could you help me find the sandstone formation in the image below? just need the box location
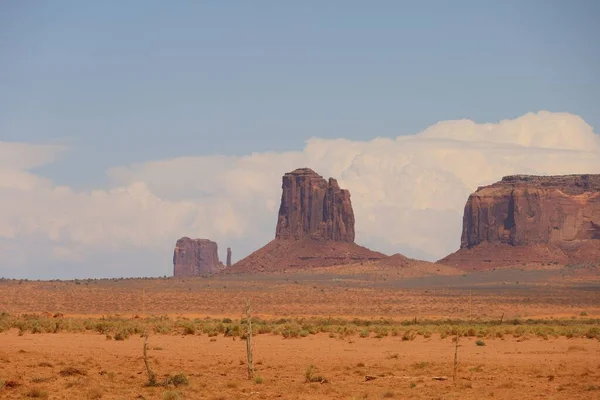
[439,174,600,269]
[233,168,386,272]
[276,168,355,242]
[173,237,225,277]
[226,247,232,268]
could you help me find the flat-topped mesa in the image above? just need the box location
[275,168,355,242]
[173,237,225,277]
[438,174,600,269]
[462,174,600,249]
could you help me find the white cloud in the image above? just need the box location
[1,111,599,278]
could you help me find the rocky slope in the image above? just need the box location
[173,237,225,277]
[439,174,600,269]
[233,168,386,272]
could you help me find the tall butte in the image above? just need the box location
[232,168,386,272]
[438,174,600,269]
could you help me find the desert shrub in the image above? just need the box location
[359,328,370,338]
[585,327,599,339]
[182,325,196,335]
[373,326,389,338]
[253,375,263,384]
[281,323,302,338]
[402,330,417,341]
[153,323,173,335]
[222,318,233,323]
[114,330,129,341]
[475,340,486,346]
[165,373,188,387]
[305,364,327,383]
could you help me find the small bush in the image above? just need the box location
[402,330,417,341]
[165,373,188,387]
[253,375,263,384]
[183,325,195,335]
[305,364,327,383]
[475,340,486,346]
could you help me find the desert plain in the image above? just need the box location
[1,262,599,400]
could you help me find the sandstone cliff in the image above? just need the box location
[173,237,225,277]
[233,168,386,272]
[439,174,600,268]
[275,168,355,242]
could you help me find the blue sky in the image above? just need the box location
[2,1,598,187]
[1,1,599,278]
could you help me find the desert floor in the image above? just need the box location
[0,265,599,399]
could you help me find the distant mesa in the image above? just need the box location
[438,174,600,269]
[173,237,226,277]
[232,168,387,272]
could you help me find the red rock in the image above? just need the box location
[173,237,224,277]
[439,174,600,269]
[275,168,355,242]
[233,168,385,272]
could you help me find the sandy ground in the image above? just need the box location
[1,330,599,400]
[1,268,599,319]
[1,267,599,399]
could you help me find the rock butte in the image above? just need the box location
[439,174,600,269]
[173,237,225,277]
[232,168,388,272]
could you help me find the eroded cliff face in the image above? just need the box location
[232,168,386,272]
[461,175,600,248]
[275,168,355,242]
[173,237,224,277]
[440,174,600,269]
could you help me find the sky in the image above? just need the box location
[1,1,599,279]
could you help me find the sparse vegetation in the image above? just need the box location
[475,340,486,346]
[0,312,597,340]
[253,375,263,384]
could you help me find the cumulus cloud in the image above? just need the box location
[1,111,599,279]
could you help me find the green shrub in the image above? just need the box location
[475,340,485,346]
